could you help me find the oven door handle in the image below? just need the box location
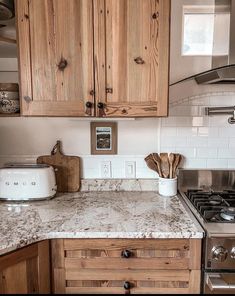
[207,274,235,291]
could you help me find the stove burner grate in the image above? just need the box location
[186,189,235,223]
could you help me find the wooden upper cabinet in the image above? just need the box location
[16,0,170,117]
[16,0,94,116]
[94,0,170,117]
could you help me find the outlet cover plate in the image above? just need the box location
[101,161,112,178]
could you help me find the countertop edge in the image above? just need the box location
[0,231,203,257]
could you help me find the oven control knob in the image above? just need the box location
[212,246,228,262]
[230,247,235,259]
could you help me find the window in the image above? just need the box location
[182,6,230,56]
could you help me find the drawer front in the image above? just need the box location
[63,239,198,270]
[65,270,200,294]
[51,239,201,294]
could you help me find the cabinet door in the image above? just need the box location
[0,241,50,294]
[94,0,170,117]
[16,0,94,116]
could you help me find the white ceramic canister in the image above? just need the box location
[158,177,178,197]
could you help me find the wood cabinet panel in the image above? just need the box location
[94,0,170,117]
[0,241,50,294]
[17,0,94,116]
[51,238,201,294]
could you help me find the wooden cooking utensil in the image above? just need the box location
[160,153,170,179]
[144,155,159,175]
[168,153,175,179]
[172,153,181,178]
[37,140,81,193]
[152,153,163,178]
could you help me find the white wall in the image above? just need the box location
[0,92,234,178]
[0,118,160,178]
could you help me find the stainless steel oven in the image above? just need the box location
[178,169,235,294]
[205,273,235,294]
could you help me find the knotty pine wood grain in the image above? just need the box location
[16,0,94,116]
[52,239,201,294]
[95,0,170,117]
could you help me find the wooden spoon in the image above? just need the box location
[168,153,175,179]
[144,155,159,175]
[160,153,170,179]
[152,153,163,178]
[172,154,181,178]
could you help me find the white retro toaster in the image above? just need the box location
[0,164,57,201]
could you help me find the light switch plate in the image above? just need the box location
[125,161,136,178]
[101,161,112,178]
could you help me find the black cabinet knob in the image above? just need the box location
[97,102,104,109]
[121,250,132,258]
[86,101,92,108]
[123,281,131,290]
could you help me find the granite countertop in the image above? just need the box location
[0,191,204,256]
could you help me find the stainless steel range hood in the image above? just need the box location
[195,0,235,84]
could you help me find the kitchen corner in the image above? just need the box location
[1,0,235,294]
[0,184,204,256]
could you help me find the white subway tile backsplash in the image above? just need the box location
[177,127,197,137]
[209,116,230,127]
[208,138,229,148]
[197,148,218,158]
[192,117,209,127]
[184,158,207,168]
[187,137,208,147]
[218,126,235,137]
[160,136,187,147]
[229,138,235,148]
[174,148,197,158]
[209,95,235,106]
[198,127,219,137]
[228,159,235,168]
[190,96,210,106]
[169,106,199,117]
[207,159,228,169]
[160,127,177,136]
[218,149,235,159]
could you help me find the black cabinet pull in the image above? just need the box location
[85,101,93,116]
[121,250,132,258]
[97,102,106,117]
[124,281,131,290]
[97,102,104,109]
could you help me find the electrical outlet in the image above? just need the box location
[125,161,136,178]
[101,161,112,178]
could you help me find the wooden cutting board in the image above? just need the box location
[37,141,80,193]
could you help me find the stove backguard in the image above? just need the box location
[178,169,235,193]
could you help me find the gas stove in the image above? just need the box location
[186,189,235,223]
[178,169,235,294]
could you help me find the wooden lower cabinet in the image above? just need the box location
[0,241,50,294]
[51,239,202,294]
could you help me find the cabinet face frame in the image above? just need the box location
[16,0,95,117]
[93,0,170,118]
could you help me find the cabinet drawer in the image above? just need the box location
[63,238,197,270]
[65,270,200,294]
[51,239,201,294]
